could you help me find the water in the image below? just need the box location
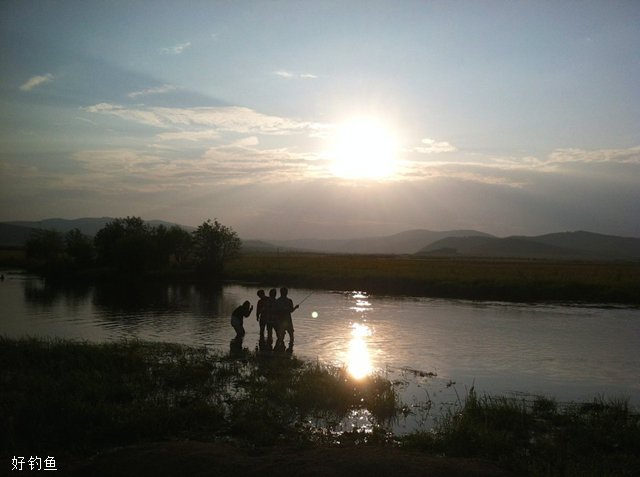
[2,270,639,427]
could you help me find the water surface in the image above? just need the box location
[2,271,639,422]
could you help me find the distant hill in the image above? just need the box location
[519,231,640,260]
[3,218,639,261]
[417,231,640,260]
[269,229,494,255]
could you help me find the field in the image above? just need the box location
[226,253,640,304]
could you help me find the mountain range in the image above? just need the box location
[1,218,639,261]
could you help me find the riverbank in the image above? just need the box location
[226,253,640,305]
[1,337,639,476]
[3,249,639,304]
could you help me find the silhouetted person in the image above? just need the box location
[275,287,298,350]
[265,288,278,343]
[230,300,253,339]
[256,289,272,342]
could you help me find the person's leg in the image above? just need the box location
[266,322,273,342]
[232,320,245,338]
[286,319,294,346]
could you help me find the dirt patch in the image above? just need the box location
[66,441,513,477]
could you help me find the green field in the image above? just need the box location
[226,253,640,304]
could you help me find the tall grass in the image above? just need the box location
[0,337,399,454]
[401,388,640,476]
[226,254,640,304]
[3,337,639,475]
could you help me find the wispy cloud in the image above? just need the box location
[20,73,54,91]
[273,70,317,79]
[413,138,457,154]
[156,129,220,142]
[84,103,322,135]
[547,147,640,165]
[128,84,178,99]
[161,42,191,55]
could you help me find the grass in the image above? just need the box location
[225,253,640,304]
[0,247,26,267]
[2,337,639,475]
[0,337,398,455]
[401,388,640,476]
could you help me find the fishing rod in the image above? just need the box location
[296,291,315,307]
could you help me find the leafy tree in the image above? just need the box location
[94,217,154,272]
[65,228,95,267]
[155,225,193,266]
[192,219,241,276]
[25,229,64,265]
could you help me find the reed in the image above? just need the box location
[226,253,640,304]
[401,388,640,476]
[0,337,398,454]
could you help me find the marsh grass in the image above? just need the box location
[226,254,640,304]
[0,337,399,455]
[3,337,639,475]
[402,388,640,476]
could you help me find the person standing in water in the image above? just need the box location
[256,290,268,341]
[230,300,253,339]
[275,287,298,349]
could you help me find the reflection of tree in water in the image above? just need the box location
[92,281,225,316]
[23,278,91,310]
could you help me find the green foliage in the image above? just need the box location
[25,229,65,265]
[65,228,95,267]
[0,338,399,454]
[402,389,640,476]
[94,216,156,272]
[192,219,241,276]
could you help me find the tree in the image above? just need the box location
[25,229,64,265]
[65,228,95,267]
[94,216,154,272]
[155,225,193,266]
[192,219,241,276]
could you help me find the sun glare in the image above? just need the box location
[347,323,373,380]
[329,117,398,180]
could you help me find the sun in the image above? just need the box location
[328,117,398,180]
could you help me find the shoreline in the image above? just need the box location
[3,252,640,305]
[2,337,639,476]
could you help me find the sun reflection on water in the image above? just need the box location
[347,323,373,379]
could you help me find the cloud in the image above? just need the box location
[273,70,317,79]
[84,103,322,135]
[20,73,54,91]
[128,84,178,99]
[161,42,191,55]
[156,129,220,142]
[413,138,457,154]
[547,146,640,165]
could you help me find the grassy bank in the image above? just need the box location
[404,389,640,476]
[226,253,640,304]
[0,337,396,455]
[1,337,639,476]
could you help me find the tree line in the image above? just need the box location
[25,217,241,277]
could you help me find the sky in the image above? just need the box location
[1,1,639,240]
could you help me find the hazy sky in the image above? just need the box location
[1,1,639,239]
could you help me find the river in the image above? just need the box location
[1,270,639,429]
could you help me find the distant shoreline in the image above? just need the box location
[3,250,639,305]
[225,253,640,305]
